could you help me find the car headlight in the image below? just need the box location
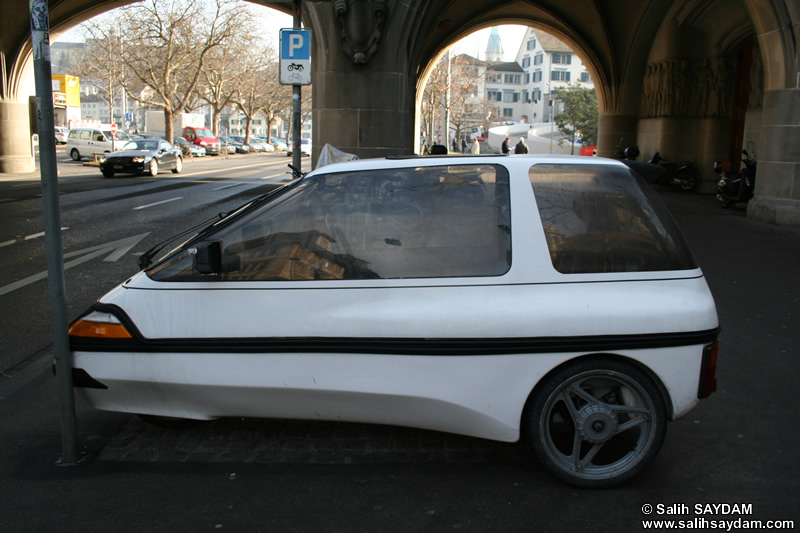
[200,141,208,146]
[98,156,107,164]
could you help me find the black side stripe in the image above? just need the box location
[70,304,720,355]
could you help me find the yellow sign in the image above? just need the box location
[51,74,81,107]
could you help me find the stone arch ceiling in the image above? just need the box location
[2,0,791,122]
[403,0,673,115]
[4,0,773,106]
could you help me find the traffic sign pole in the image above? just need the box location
[292,0,302,171]
[29,0,81,467]
[280,2,311,172]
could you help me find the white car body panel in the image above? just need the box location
[74,344,703,442]
[71,154,719,450]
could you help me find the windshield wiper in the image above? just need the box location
[138,170,304,270]
[137,213,227,270]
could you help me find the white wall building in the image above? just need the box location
[513,28,594,124]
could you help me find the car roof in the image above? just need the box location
[307,154,627,176]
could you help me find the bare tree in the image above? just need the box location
[109,0,249,142]
[234,46,292,144]
[72,29,126,146]
[420,57,447,150]
[196,6,261,137]
[447,54,482,146]
[420,53,484,151]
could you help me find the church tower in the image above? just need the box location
[485,27,504,62]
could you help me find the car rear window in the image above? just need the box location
[529,163,696,274]
[149,164,511,281]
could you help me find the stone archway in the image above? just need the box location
[413,20,608,155]
[2,0,798,224]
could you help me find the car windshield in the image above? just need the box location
[148,164,512,281]
[194,128,215,137]
[122,140,159,151]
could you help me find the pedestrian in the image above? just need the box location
[452,138,458,152]
[501,136,510,154]
[514,137,529,154]
[461,138,467,153]
[470,139,480,154]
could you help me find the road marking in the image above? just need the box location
[133,197,183,210]
[213,183,242,191]
[0,232,150,297]
[0,227,69,248]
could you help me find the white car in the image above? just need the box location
[287,138,312,157]
[66,128,131,160]
[271,137,288,151]
[54,126,69,144]
[69,154,719,488]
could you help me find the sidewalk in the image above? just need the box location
[1,191,798,532]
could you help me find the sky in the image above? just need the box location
[57,7,528,63]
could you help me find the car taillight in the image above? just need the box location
[698,341,718,398]
[69,311,132,339]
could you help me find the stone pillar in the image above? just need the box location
[306,1,415,165]
[747,89,800,225]
[0,101,35,173]
[596,114,639,158]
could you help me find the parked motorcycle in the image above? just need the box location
[713,150,756,208]
[648,152,699,191]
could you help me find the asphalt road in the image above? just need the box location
[0,148,301,371]
[0,157,798,531]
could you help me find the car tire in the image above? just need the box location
[148,159,159,176]
[171,156,182,174]
[137,414,202,429]
[70,148,81,161]
[524,357,667,488]
[102,169,115,178]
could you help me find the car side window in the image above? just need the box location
[79,130,91,140]
[149,164,512,281]
[529,163,697,273]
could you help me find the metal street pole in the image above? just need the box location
[292,0,302,171]
[29,0,80,466]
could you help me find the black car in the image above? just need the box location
[98,139,182,178]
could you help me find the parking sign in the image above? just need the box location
[280,29,312,85]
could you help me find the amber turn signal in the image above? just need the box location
[68,311,132,339]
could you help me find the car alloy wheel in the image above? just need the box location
[149,159,159,176]
[172,156,182,174]
[526,358,667,488]
[70,149,81,161]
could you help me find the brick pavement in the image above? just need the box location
[97,417,531,464]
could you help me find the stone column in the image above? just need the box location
[596,114,639,158]
[0,101,35,173]
[306,1,415,164]
[747,89,800,225]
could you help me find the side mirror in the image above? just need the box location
[192,240,240,274]
[193,240,222,273]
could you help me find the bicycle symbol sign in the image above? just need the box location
[280,29,311,85]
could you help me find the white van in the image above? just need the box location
[66,128,130,161]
